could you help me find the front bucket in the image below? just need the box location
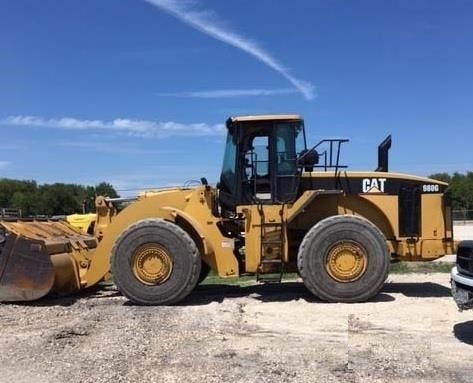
[0,231,55,302]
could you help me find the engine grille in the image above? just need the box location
[457,240,473,277]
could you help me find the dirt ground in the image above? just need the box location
[0,272,472,383]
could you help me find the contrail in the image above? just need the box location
[156,88,299,98]
[144,0,315,100]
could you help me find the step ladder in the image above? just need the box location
[256,205,285,283]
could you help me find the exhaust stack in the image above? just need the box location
[376,135,391,172]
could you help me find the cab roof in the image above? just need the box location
[228,114,302,123]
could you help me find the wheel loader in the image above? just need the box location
[0,114,455,304]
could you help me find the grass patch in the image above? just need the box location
[389,261,453,274]
[102,261,454,289]
[200,271,299,285]
[201,262,454,285]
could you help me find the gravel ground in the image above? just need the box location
[1,273,473,383]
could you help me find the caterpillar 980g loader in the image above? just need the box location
[0,115,455,304]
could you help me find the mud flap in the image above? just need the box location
[0,232,55,302]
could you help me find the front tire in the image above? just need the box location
[297,215,390,302]
[197,261,211,284]
[111,219,201,305]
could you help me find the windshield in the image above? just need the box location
[220,131,237,192]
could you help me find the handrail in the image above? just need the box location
[298,138,349,172]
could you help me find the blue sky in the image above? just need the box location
[1,0,472,196]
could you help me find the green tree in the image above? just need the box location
[0,178,119,216]
[429,172,451,184]
[429,171,473,211]
[38,184,82,216]
[10,191,37,216]
[81,183,119,213]
[95,182,119,199]
[0,179,37,207]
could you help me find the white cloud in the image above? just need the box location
[0,115,225,138]
[0,161,10,169]
[145,0,315,100]
[156,88,299,98]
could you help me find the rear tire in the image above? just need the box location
[297,215,390,302]
[111,219,201,305]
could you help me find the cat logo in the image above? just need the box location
[362,178,387,193]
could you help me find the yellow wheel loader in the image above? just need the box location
[0,115,455,304]
[66,213,97,234]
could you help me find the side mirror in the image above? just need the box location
[298,149,319,172]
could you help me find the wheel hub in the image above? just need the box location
[325,241,367,282]
[132,244,173,285]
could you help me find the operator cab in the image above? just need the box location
[218,115,314,213]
